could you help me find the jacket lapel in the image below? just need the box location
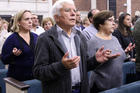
[48,26,67,54]
[74,34,80,56]
[74,33,84,82]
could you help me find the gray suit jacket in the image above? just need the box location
[33,25,100,93]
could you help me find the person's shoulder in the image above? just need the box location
[36,26,45,33]
[113,29,120,33]
[76,30,87,41]
[87,35,97,44]
[112,35,123,46]
[6,32,16,39]
[83,24,92,31]
[91,34,96,39]
[37,26,44,30]
[38,31,47,37]
[3,32,17,43]
[38,28,53,39]
[112,35,117,39]
[30,32,38,38]
[112,35,120,42]
[112,29,121,36]
[90,35,98,41]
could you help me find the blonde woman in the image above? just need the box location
[1,10,38,81]
[42,17,54,31]
[82,17,90,29]
[0,20,11,55]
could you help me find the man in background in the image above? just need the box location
[82,9,100,41]
[31,14,45,35]
[73,10,84,31]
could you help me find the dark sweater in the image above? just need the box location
[1,32,38,81]
[113,29,135,58]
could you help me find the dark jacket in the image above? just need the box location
[133,18,140,72]
[33,25,99,93]
[113,29,134,50]
[113,29,135,59]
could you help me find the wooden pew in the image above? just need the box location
[4,77,30,93]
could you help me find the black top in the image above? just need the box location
[112,29,135,58]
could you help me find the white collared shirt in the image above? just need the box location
[31,26,45,35]
[56,25,81,86]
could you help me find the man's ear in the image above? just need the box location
[54,15,59,22]
[89,17,92,23]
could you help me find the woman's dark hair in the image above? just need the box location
[93,10,114,30]
[88,9,94,19]
[118,13,132,36]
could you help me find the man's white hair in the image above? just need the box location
[51,0,75,17]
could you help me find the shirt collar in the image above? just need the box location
[56,25,77,35]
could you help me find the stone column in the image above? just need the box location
[127,0,131,14]
[91,0,96,9]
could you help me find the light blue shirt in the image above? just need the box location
[73,25,82,32]
[56,25,81,86]
[82,24,98,41]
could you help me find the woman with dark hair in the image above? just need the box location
[112,13,135,62]
[88,10,134,93]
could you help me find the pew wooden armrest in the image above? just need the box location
[4,77,30,93]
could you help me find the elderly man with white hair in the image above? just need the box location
[33,0,120,93]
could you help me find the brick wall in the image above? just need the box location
[52,0,91,11]
[116,0,127,18]
[52,0,140,18]
[74,0,91,11]
[97,0,107,11]
[131,0,140,17]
